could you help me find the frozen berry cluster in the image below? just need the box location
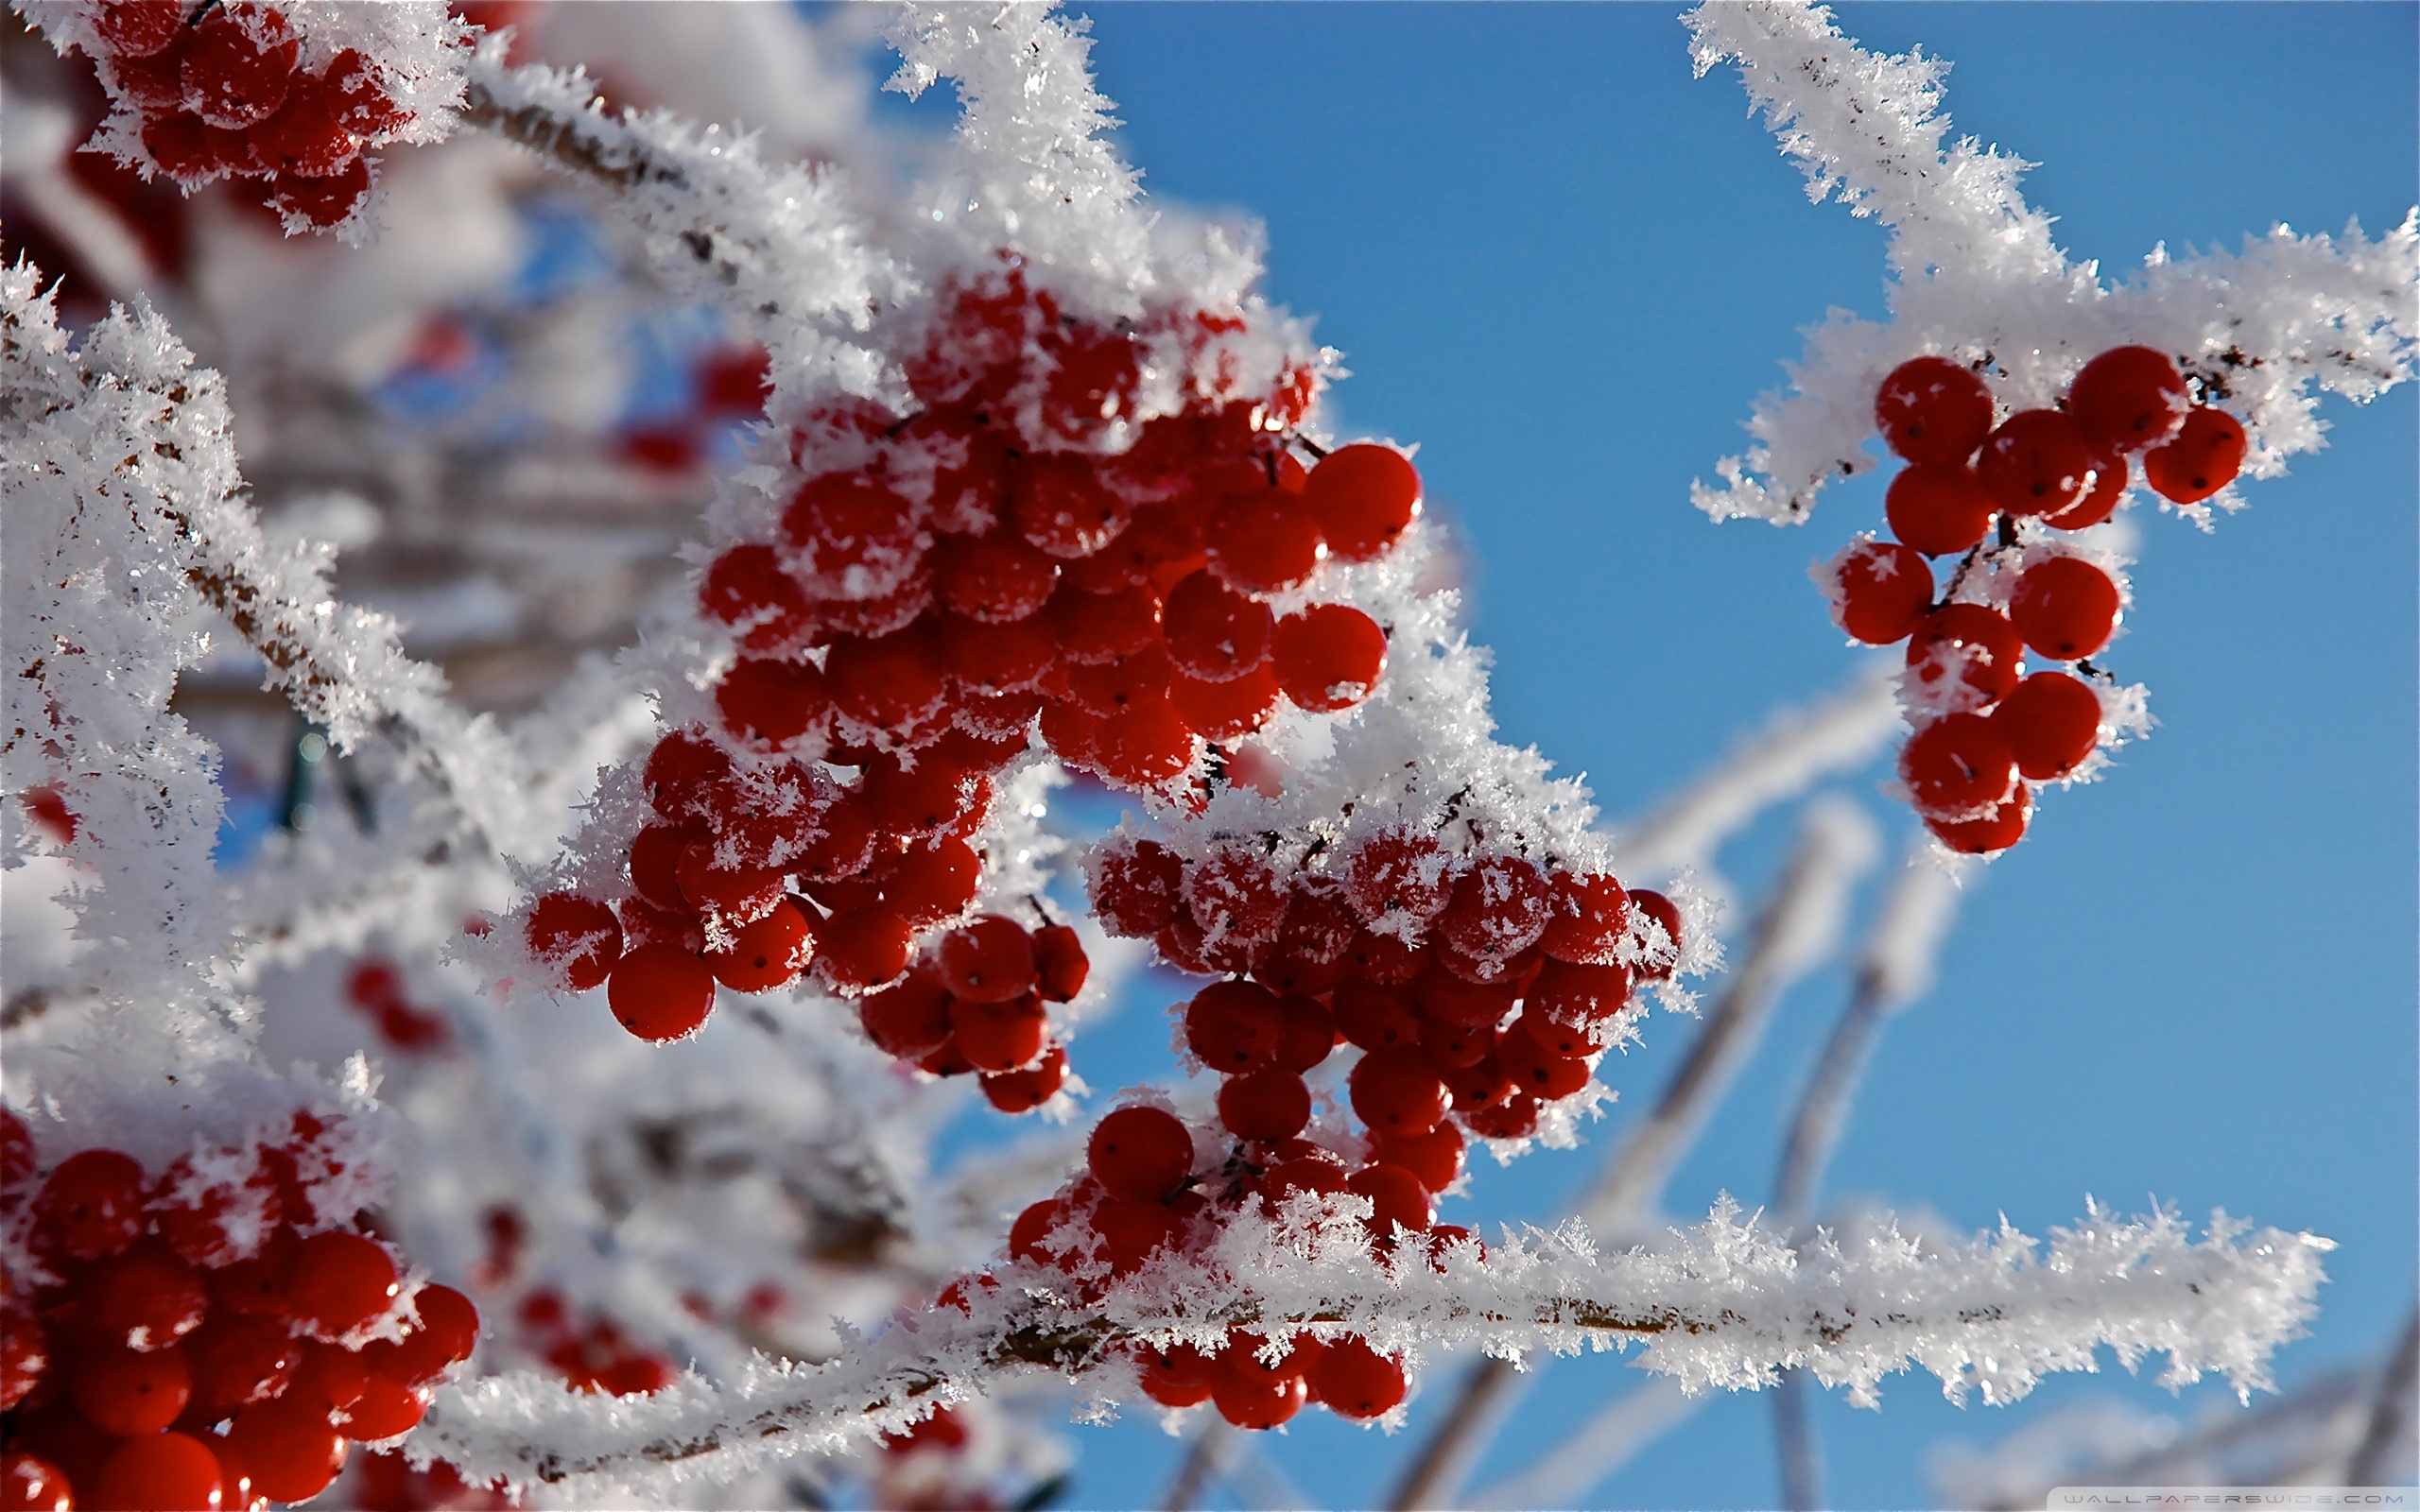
[519,266,1413,1057]
[1824,347,2246,852]
[510,1291,669,1400]
[1091,831,1680,1147]
[856,914,1091,1114]
[1,1109,477,1510]
[50,0,449,234]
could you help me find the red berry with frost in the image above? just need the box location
[1538,872,1632,966]
[814,907,914,995]
[1900,712,2018,820]
[1979,409,2097,517]
[1162,570,1274,682]
[1876,357,1994,465]
[341,1373,432,1440]
[675,841,784,927]
[1184,847,1288,944]
[1437,853,1551,965]
[1531,957,1634,1024]
[1272,604,1386,712]
[704,900,814,992]
[2009,557,2120,661]
[2070,346,2187,454]
[1885,463,1994,557]
[250,80,358,179]
[1906,603,2025,711]
[1928,783,2032,855]
[1371,1123,1465,1194]
[1009,1199,1066,1268]
[701,544,814,651]
[1051,581,1162,665]
[78,1245,208,1352]
[1010,456,1125,558]
[1168,662,1279,740]
[1206,493,1323,593]
[1345,828,1455,930]
[715,658,831,750]
[981,1044,1068,1113]
[265,153,373,230]
[526,893,623,991]
[782,473,920,593]
[644,730,734,820]
[1213,1349,1309,1431]
[1134,1342,1219,1408]
[360,1284,478,1388]
[1349,1048,1449,1138]
[1185,980,1288,1073]
[1348,1162,1434,1237]
[1304,445,1420,562]
[225,1395,347,1504]
[1629,890,1684,980]
[861,754,988,836]
[96,0,185,56]
[182,9,295,129]
[287,1230,401,1339]
[858,971,953,1058]
[1088,1106,1194,1201]
[1993,671,2103,781]
[823,627,949,740]
[953,993,1047,1073]
[938,915,1038,1003]
[183,1314,299,1417]
[2142,406,2247,504]
[607,943,717,1041]
[2043,437,2127,531]
[1829,538,1936,644]
[93,1432,225,1512]
[934,531,1060,624]
[873,836,981,926]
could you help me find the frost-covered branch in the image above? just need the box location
[1684,1,2420,525]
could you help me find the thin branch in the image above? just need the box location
[2347,1302,2420,1486]
[1159,1418,1229,1512]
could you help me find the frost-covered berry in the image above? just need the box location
[34,1150,147,1261]
[1927,784,2032,855]
[704,902,814,992]
[1875,357,1994,465]
[1185,980,1288,1073]
[1827,538,1935,644]
[607,943,717,1041]
[714,657,831,750]
[1272,605,1386,712]
[701,544,815,650]
[981,1044,1068,1113]
[1217,1069,1312,1141]
[935,532,1060,624]
[1184,846,1288,945]
[1348,1048,1449,1138]
[937,915,1038,1003]
[1207,492,1323,593]
[1628,889,1684,980]
[2069,347,2188,454]
[2009,558,2120,662]
[1162,570,1273,682]
[287,1231,401,1339]
[1906,604,2025,712]
[1347,1162,1433,1237]
[2141,406,2247,504]
[1307,1336,1408,1419]
[1087,837,1185,937]
[1437,854,1552,965]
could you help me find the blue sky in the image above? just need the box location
[876,6,2420,1508]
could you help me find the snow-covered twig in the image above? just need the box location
[413,1195,2327,1501]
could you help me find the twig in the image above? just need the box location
[2347,1302,2420,1486]
[1160,1418,1229,1512]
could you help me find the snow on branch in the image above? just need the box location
[413,1196,2328,1501]
[1684,1,2420,525]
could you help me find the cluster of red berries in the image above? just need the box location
[1091,832,1680,1144]
[994,1104,1436,1432]
[511,1292,669,1400]
[66,1,433,233]
[520,266,1412,1047]
[1827,347,2246,853]
[342,960,447,1054]
[856,915,1091,1113]
[618,344,774,474]
[1,1110,478,1511]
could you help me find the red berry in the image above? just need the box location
[1212,1338,1310,1430]
[857,971,953,1058]
[701,544,814,651]
[980,1044,1068,1113]
[933,531,1060,624]
[782,473,921,595]
[1349,1048,1449,1138]
[283,1338,371,1421]
[287,1231,400,1340]
[1875,357,1994,465]
[358,1284,476,1389]
[1088,838,1184,937]
[674,840,784,928]
[1009,1199,1066,1268]
[1436,854,1551,966]
[1133,1342,1218,1408]
[71,1344,193,1435]
[1334,980,1422,1053]
[1088,1106,1194,1201]
[225,1396,347,1504]
[1461,1092,1541,1141]
[953,992,1047,1074]
[249,80,358,179]
[1828,538,1936,644]
[1371,1124,1465,1194]
[1,1109,32,1206]
[3,1454,73,1512]
[182,9,296,129]
[1899,712,2018,820]
[525,893,622,991]
[1307,1336,1408,1419]
[1206,493,1323,594]
[96,0,185,57]
[1537,872,1631,966]
[35,1149,147,1261]
[2042,438,2127,531]
[1051,582,1162,665]
[873,836,981,926]
[1184,980,1288,1073]
[606,943,717,1042]
[1168,662,1280,741]
[202,1228,297,1320]
[264,153,373,230]
[1927,783,2033,854]
[1271,605,1386,713]
[823,627,949,742]
[1906,603,2025,712]
[1496,1018,1591,1101]
[1,1303,46,1413]
[644,730,734,820]
[1218,1070,1312,1141]
[1093,697,1198,792]
[339,1373,430,1441]
[1348,1162,1434,1238]
[1263,1155,1351,1206]
[1030,924,1090,1002]
[78,1245,208,1351]
[2008,557,2120,662]
[704,901,814,992]
[814,908,914,995]
[1885,463,1994,557]
[2069,346,2187,454]
[1304,445,1419,562]
[92,1431,224,1512]
[714,658,831,750]
[1993,671,2102,781]
[1629,890,1684,980]
[1162,570,1273,682]
[1344,829,1455,932]
[2141,406,2247,505]
[1530,957,1634,1024]
[937,916,1038,1003]
[1091,1194,1184,1274]
[1011,456,1126,558]
[182,1314,299,1417]
[1184,847,1288,946]
[1978,409,2097,517]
